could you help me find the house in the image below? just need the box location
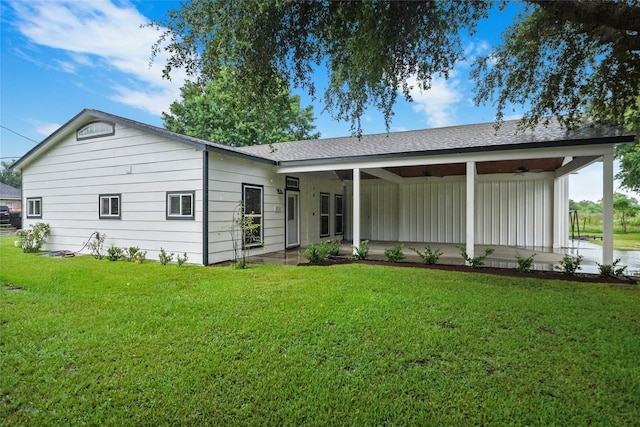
[10,109,634,265]
[0,182,21,210]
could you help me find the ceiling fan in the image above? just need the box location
[514,161,544,175]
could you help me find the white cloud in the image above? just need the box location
[9,0,185,115]
[406,75,464,128]
[27,120,62,137]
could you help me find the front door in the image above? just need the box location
[286,191,300,248]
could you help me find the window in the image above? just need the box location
[99,194,121,219]
[26,197,42,218]
[77,121,115,140]
[320,192,330,237]
[242,184,263,247]
[167,191,195,220]
[285,176,299,191]
[335,194,344,235]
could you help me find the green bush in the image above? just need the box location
[352,240,370,260]
[410,245,443,265]
[176,252,189,267]
[596,258,627,278]
[159,248,174,266]
[515,253,536,273]
[457,245,494,268]
[303,243,330,263]
[557,254,584,275]
[15,222,51,253]
[384,244,405,263]
[106,245,124,261]
[323,239,341,257]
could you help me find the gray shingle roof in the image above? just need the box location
[0,182,21,198]
[236,119,633,164]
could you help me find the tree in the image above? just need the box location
[613,193,639,233]
[473,0,640,130]
[163,68,319,146]
[614,95,640,191]
[151,0,490,134]
[152,1,639,136]
[0,161,21,189]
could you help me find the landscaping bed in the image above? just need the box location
[300,257,638,284]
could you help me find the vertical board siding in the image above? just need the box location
[346,175,553,249]
[476,177,553,248]
[20,123,204,264]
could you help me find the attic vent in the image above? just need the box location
[77,121,115,140]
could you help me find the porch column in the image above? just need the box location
[353,168,361,254]
[602,154,614,264]
[553,175,569,250]
[466,161,476,262]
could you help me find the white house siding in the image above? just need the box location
[207,154,284,264]
[207,155,345,264]
[345,174,554,249]
[19,123,204,264]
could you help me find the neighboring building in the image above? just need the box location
[0,182,21,210]
[10,109,634,264]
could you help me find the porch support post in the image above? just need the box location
[352,168,361,254]
[602,154,614,265]
[553,175,569,250]
[466,161,476,262]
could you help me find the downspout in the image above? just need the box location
[202,151,209,265]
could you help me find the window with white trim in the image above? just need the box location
[335,194,344,235]
[26,197,42,218]
[167,191,195,220]
[99,194,121,219]
[242,184,263,247]
[77,121,115,140]
[320,192,330,237]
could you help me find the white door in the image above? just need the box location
[286,191,300,248]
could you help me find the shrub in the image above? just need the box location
[106,245,124,261]
[410,245,443,265]
[597,259,627,278]
[159,248,174,265]
[88,232,106,259]
[125,246,141,262]
[323,239,341,257]
[15,222,51,253]
[176,252,189,267]
[457,245,494,267]
[384,244,405,263]
[303,243,331,263]
[134,250,147,264]
[352,240,370,260]
[515,253,536,273]
[557,254,584,275]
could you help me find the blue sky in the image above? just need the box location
[0,0,633,201]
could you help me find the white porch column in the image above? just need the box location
[352,168,361,253]
[602,154,614,264]
[553,175,569,250]
[466,161,476,262]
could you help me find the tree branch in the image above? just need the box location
[527,0,640,32]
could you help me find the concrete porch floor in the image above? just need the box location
[248,240,566,271]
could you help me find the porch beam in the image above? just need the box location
[277,144,614,174]
[466,161,476,263]
[352,168,361,254]
[602,154,614,264]
[364,168,405,184]
[554,155,600,178]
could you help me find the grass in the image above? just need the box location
[1,236,639,425]
[571,215,640,249]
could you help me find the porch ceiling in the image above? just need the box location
[335,157,565,180]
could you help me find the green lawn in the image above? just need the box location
[1,237,639,426]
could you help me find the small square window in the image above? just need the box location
[99,194,121,219]
[167,191,195,220]
[26,197,42,218]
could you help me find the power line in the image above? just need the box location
[0,124,40,144]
